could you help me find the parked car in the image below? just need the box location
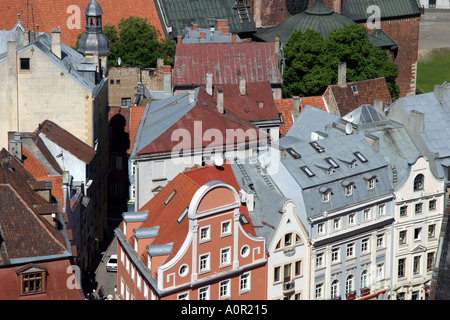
[106,254,117,272]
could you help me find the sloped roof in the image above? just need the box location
[341,0,421,21]
[342,104,388,125]
[324,77,392,116]
[0,149,68,263]
[173,42,282,87]
[275,96,327,136]
[253,0,356,43]
[137,163,255,262]
[35,120,96,164]
[155,0,255,39]
[132,87,268,158]
[0,0,164,48]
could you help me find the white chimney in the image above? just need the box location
[206,73,213,96]
[188,90,195,104]
[239,77,246,95]
[51,27,62,59]
[338,62,346,86]
[292,96,300,119]
[217,89,224,114]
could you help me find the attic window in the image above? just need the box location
[354,152,368,163]
[310,141,325,153]
[258,101,264,108]
[286,148,301,159]
[177,207,188,224]
[325,157,339,168]
[20,58,30,71]
[239,214,249,225]
[301,166,315,177]
[351,85,358,94]
[164,190,177,206]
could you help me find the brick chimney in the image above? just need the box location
[51,27,62,59]
[217,90,224,114]
[222,26,230,36]
[231,34,237,43]
[163,65,172,93]
[217,19,228,32]
[192,23,198,31]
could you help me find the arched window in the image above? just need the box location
[345,275,354,295]
[331,280,339,299]
[275,232,303,251]
[361,270,369,288]
[414,174,424,191]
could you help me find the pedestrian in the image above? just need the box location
[98,286,105,300]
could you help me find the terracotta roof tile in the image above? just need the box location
[275,96,326,136]
[128,106,146,154]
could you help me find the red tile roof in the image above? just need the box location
[0,0,164,48]
[213,81,279,122]
[0,149,68,262]
[136,88,268,156]
[275,96,327,136]
[137,163,255,262]
[324,77,392,116]
[173,42,282,87]
[128,106,146,154]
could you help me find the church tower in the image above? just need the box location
[77,0,110,78]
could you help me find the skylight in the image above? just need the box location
[301,166,315,177]
[286,147,301,159]
[164,189,177,206]
[177,207,188,224]
[310,141,325,153]
[325,157,339,168]
[354,151,368,163]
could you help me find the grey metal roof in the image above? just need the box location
[131,89,200,158]
[342,104,387,124]
[181,26,242,44]
[84,0,103,16]
[147,242,174,257]
[134,226,160,239]
[268,106,392,225]
[231,161,288,250]
[123,210,149,222]
[341,0,421,21]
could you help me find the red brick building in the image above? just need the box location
[115,163,267,300]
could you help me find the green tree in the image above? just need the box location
[282,24,399,99]
[75,16,175,68]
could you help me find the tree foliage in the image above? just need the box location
[282,24,399,99]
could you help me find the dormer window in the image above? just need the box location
[319,187,331,203]
[341,180,354,196]
[16,265,47,295]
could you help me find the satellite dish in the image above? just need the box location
[214,155,224,167]
[345,123,352,135]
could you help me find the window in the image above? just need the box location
[361,238,369,253]
[351,85,358,94]
[284,233,292,247]
[415,203,423,214]
[413,174,424,191]
[240,245,250,258]
[164,189,176,206]
[363,209,370,221]
[199,254,210,273]
[273,266,280,283]
[376,264,384,280]
[179,264,189,277]
[317,222,325,234]
[331,247,340,262]
[301,166,315,177]
[20,271,45,294]
[348,213,355,225]
[345,184,353,196]
[427,252,435,271]
[354,151,367,163]
[199,286,209,300]
[428,224,436,238]
[111,156,122,170]
[286,147,301,159]
[200,226,210,242]
[283,263,291,282]
[378,204,385,216]
[239,272,251,293]
[429,199,437,211]
[368,178,376,190]
[400,205,407,217]
[121,97,131,106]
[315,283,324,298]
[345,276,354,295]
[220,248,231,266]
[413,256,421,275]
[219,280,231,299]
[361,270,369,288]
[333,218,340,230]
[346,243,354,258]
[316,252,324,268]
[414,228,422,241]
[294,260,302,277]
[177,208,188,225]
[221,220,232,236]
[325,157,339,168]
[377,234,385,248]
[331,280,339,299]
[310,141,325,153]
[178,292,189,300]
[398,258,406,278]
[116,79,121,84]
[399,230,407,245]
[110,79,114,85]
[20,58,30,71]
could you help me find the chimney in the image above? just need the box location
[192,23,198,31]
[8,132,22,161]
[163,65,172,93]
[434,82,448,104]
[239,77,246,95]
[373,99,383,113]
[338,62,346,86]
[157,57,164,69]
[292,96,300,119]
[409,110,424,133]
[200,31,205,39]
[217,89,224,114]
[188,90,195,104]
[217,19,228,33]
[177,35,182,44]
[231,34,237,43]
[206,73,213,96]
[274,35,280,56]
[222,26,230,36]
[22,29,30,46]
[365,133,379,152]
[51,27,62,59]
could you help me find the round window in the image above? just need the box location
[286,0,309,15]
[179,264,189,277]
[241,245,250,258]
